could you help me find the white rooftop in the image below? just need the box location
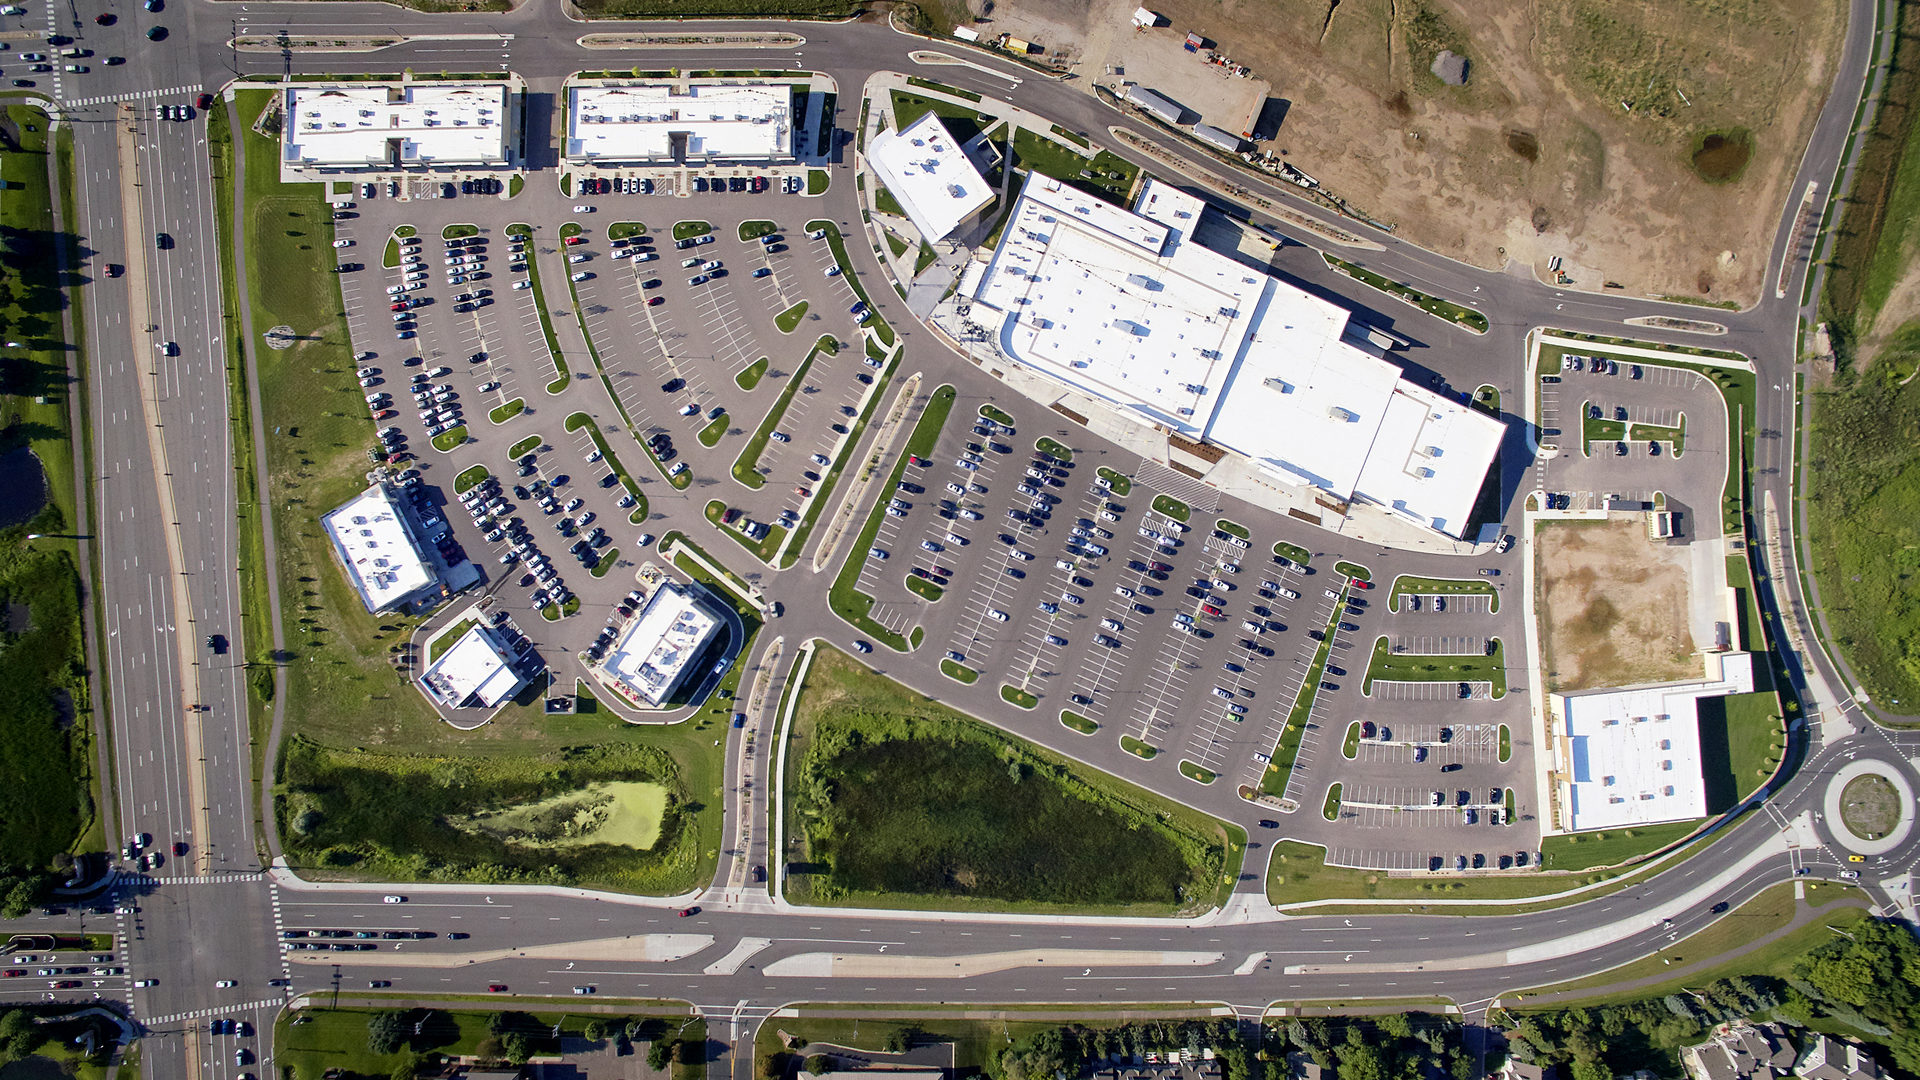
[1555,653,1756,832]
[867,112,995,242]
[420,624,528,710]
[283,83,510,169]
[566,83,793,163]
[321,484,437,614]
[968,178,1503,536]
[601,583,722,706]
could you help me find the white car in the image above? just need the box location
[214,979,236,988]
[332,239,353,248]
[479,381,500,392]
[568,253,588,263]
[513,280,531,290]
[382,895,406,904]
[986,609,1009,622]
[572,205,592,213]
[635,533,654,547]
[570,271,591,282]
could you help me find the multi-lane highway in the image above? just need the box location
[2,0,1915,1073]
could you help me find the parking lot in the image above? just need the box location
[323,174,857,677]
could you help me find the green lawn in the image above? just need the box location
[1035,436,1073,462]
[941,658,979,683]
[487,398,525,424]
[1120,735,1158,759]
[1323,254,1490,333]
[426,618,477,663]
[873,183,907,218]
[671,220,712,241]
[1179,760,1217,784]
[827,386,956,649]
[1323,782,1344,821]
[807,168,830,195]
[454,465,490,493]
[731,335,830,489]
[1539,820,1703,871]
[889,90,991,140]
[1216,518,1251,540]
[431,424,469,452]
[608,220,648,241]
[1008,127,1139,205]
[1334,560,1373,582]
[1274,540,1311,566]
[1000,684,1039,709]
[697,411,729,447]
[775,301,809,334]
[1151,494,1191,521]
[1060,710,1097,734]
[784,648,1239,915]
[508,434,543,459]
[1362,636,1508,697]
[1342,722,1361,759]
[277,1005,699,1080]
[1389,574,1499,613]
[734,356,769,391]
[0,104,94,875]
[904,574,944,601]
[739,219,777,241]
[1096,466,1132,495]
[980,404,1016,426]
[1721,691,1784,798]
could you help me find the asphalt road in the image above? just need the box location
[1,0,1914,1074]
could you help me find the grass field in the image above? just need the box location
[827,385,955,650]
[734,356,768,391]
[426,618,477,663]
[0,104,94,873]
[785,648,1238,915]
[1805,330,1920,707]
[1009,128,1139,205]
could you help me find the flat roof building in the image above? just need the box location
[965,177,1503,537]
[1551,652,1755,833]
[867,112,996,243]
[321,483,444,614]
[282,82,513,174]
[1124,85,1186,125]
[566,81,795,165]
[420,624,530,710]
[597,583,724,708]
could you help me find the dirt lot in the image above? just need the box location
[967,0,1845,306]
[1537,518,1699,692]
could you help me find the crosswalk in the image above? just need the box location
[144,998,286,1027]
[127,873,261,887]
[63,82,203,108]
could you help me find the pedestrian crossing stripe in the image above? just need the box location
[62,84,204,108]
[144,998,285,1025]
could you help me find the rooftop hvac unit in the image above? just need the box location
[1328,406,1358,422]
[1663,785,1676,796]
[1185,383,1207,394]
[1176,407,1194,416]
[1413,467,1434,478]
[1661,760,1673,770]
[1601,718,1619,727]
[1660,739,1672,749]
[1609,796,1626,805]
[948,183,971,198]
[1125,273,1158,289]
[1262,377,1294,394]
[1603,775,1615,786]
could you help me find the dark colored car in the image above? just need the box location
[206,634,227,654]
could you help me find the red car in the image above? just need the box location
[1201,604,1222,617]
[2,970,23,978]
[94,13,115,24]
[487,984,508,993]
[563,235,587,246]
[390,302,408,311]
[1348,578,1373,590]
[196,93,213,109]
[677,906,699,917]
[104,264,123,278]
[647,296,663,306]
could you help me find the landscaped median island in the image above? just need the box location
[1256,581,1350,800]
[1363,636,1509,697]
[1034,435,1073,462]
[431,424,469,452]
[1389,573,1499,613]
[774,301,809,334]
[671,219,712,242]
[453,465,491,493]
[696,410,730,447]
[733,334,833,490]
[564,412,648,525]
[1323,782,1344,821]
[827,385,956,651]
[1151,493,1191,522]
[488,398,525,425]
[805,219,896,347]
[782,647,1239,915]
[940,658,978,684]
[734,355,768,391]
[1323,253,1489,333]
[1060,710,1098,735]
[505,223,570,394]
[1274,540,1311,566]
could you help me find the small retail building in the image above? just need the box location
[419,623,530,711]
[1549,652,1756,833]
[321,483,444,615]
[565,79,796,166]
[280,80,518,178]
[596,582,726,708]
[866,112,997,243]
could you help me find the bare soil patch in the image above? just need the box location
[990,0,1844,305]
[1537,518,1698,692]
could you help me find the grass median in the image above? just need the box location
[827,385,956,650]
[565,412,649,525]
[1363,636,1508,697]
[1389,573,1499,612]
[732,335,829,489]
[505,223,569,394]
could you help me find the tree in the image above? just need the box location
[803,1054,832,1075]
[0,880,35,919]
[502,1031,533,1066]
[585,1019,610,1042]
[391,1053,422,1080]
[884,1028,909,1054]
[1333,1042,1385,1080]
[652,1040,681,1071]
[1378,1014,1412,1040]
[367,1010,408,1056]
